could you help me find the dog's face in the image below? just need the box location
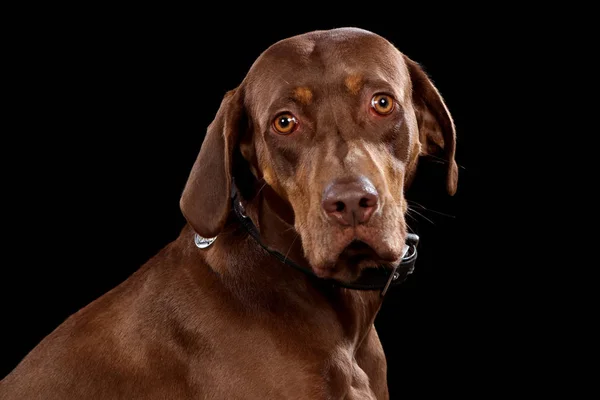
[181,28,457,282]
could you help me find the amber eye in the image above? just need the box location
[371,94,394,115]
[273,113,298,134]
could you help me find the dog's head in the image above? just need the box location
[181,28,457,282]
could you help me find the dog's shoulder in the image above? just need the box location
[0,239,204,398]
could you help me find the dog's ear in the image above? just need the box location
[180,88,244,237]
[404,56,458,195]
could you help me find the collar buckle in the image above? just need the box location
[380,265,400,297]
[380,241,412,297]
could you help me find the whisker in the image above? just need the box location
[406,211,418,223]
[282,220,306,234]
[424,158,446,165]
[255,181,269,196]
[282,225,297,233]
[407,207,435,225]
[283,233,300,263]
[406,200,456,219]
[423,154,448,164]
[421,154,466,170]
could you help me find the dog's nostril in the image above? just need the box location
[322,176,379,226]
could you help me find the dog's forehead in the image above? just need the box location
[243,28,409,107]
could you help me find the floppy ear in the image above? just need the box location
[180,88,244,237]
[405,56,458,195]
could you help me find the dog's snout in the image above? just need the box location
[322,177,379,226]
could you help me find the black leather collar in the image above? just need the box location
[231,185,419,297]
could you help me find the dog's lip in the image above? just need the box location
[310,239,401,280]
[333,238,401,268]
[309,231,405,274]
[343,237,401,263]
[339,240,380,262]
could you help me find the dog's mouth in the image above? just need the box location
[338,240,380,266]
[313,239,399,280]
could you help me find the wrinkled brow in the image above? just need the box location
[358,77,401,99]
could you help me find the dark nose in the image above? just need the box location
[322,177,379,226]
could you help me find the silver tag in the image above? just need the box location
[194,233,217,249]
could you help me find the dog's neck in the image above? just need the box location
[196,188,383,345]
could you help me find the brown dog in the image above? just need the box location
[1,27,457,399]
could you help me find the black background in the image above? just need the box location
[2,10,541,397]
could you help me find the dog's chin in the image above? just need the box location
[312,240,401,282]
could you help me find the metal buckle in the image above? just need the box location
[380,265,399,297]
[380,243,411,297]
[194,233,217,249]
[237,200,248,218]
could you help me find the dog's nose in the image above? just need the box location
[322,177,379,226]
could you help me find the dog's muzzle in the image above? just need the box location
[193,182,419,297]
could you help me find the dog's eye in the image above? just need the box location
[371,94,394,115]
[273,113,298,134]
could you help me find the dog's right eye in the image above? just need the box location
[371,94,395,115]
[273,113,299,134]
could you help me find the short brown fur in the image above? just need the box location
[293,86,313,104]
[1,27,457,399]
[345,73,363,95]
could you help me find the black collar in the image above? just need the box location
[230,187,419,297]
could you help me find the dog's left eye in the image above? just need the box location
[273,113,299,134]
[371,94,394,115]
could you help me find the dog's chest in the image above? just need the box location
[323,347,378,400]
[189,332,379,399]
